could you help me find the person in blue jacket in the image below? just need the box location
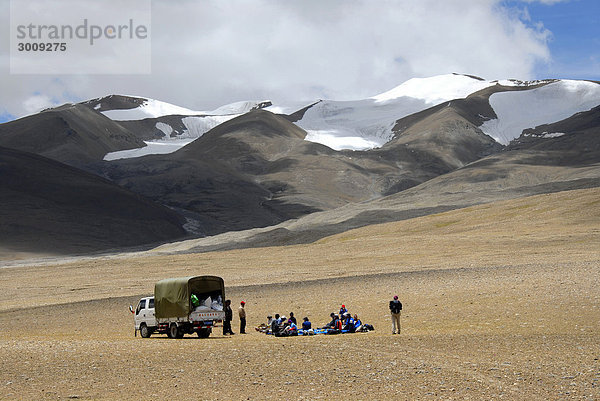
[342,313,355,332]
[279,318,297,336]
[286,319,298,333]
[302,316,311,331]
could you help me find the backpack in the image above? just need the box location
[390,300,402,314]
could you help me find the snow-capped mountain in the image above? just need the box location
[94,74,600,160]
[97,74,499,157]
[295,74,600,150]
[86,96,274,160]
[2,73,598,166]
[295,73,503,151]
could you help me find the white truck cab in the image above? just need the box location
[131,296,156,338]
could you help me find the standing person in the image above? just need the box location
[389,295,402,334]
[239,301,247,334]
[223,299,234,335]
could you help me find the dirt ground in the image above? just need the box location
[1,188,599,400]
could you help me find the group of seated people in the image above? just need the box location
[256,304,373,336]
[318,304,372,334]
[255,312,304,336]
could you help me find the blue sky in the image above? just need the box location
[0,112,13,123]
[0,0,598,123]
[514,0,600,80]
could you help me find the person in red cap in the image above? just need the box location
[238,301,247,334]
[389,295,402,334]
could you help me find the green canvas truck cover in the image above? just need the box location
[154,276,225,319]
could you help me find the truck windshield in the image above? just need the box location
[136,300,145,315]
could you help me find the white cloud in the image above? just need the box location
[22,94,58,115]
[0,0,555,119]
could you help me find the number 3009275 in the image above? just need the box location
[17,42,67,51]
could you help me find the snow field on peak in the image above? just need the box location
[104,138,197,161]
[101,98,270,160]
[101,98,271,121]
[102,98,202,121]
[479,80,600,145]
[180,115,236,138]
[155,122,173,138]
[296,75,496,151]
[296,74,507,151]
[103,115,237,161]
[264,100,318,115]
[295,98,420,151]
[371,73,495,105]
[304,130,383,151]
[209,100,270,115]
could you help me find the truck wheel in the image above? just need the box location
[167,323,179,339]
[140,324,151,338]
[197,328,211,338]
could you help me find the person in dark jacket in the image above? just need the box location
[389,295,402,334]
[288,312,297,325]
[320,312,338,329]
[223,299,234,335]
[271,313,281,335]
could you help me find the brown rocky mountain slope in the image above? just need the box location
[0,146,186,258]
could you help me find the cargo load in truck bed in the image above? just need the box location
[154,275,225,319]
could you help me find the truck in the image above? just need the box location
[130,275,226,339]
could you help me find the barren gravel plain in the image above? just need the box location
[1,188,599,400]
